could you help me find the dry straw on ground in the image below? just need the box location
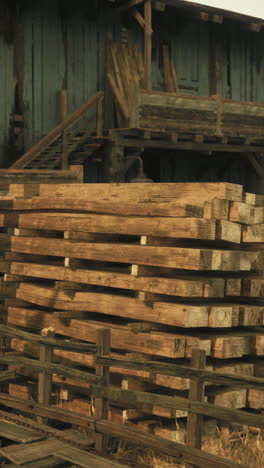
[113,428,264,468]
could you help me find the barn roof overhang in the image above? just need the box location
[110,0,264,31]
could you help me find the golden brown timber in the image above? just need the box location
[13,182,243,202]
[10,262,225,297]
[11,237,255,271]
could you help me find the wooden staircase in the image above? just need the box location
[10,92,104,170]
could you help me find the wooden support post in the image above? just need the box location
[186,349,206,468]
[37,328,55,425]
[59,89,68,170]
[144,0,152,90]
[209,25,223,97]
[59,89,68,123]
[61,130,68,170]
[69,164,84,182]
[96,95,104,137]
[95,328,110,452]
[105,142,125,182]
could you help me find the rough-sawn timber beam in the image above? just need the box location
[115,137,264,153]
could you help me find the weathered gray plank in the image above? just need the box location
[0,439,66,465]
[7,457,64,468]
[54,445,127,468]
[0,419,45,444]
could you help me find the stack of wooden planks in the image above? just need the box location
[1,181,264,442]
[107,38,144,125]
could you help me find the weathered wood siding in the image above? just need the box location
[0,35,14,167]
[0,1,264,186]
[222,24,264,102]
[159,151,260,194]
[21,0,104,150]
[150,14,210,96]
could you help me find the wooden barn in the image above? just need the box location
[1,3,264,467]
[1,0,264,191]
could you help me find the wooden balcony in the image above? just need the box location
[128,89,264,142]
[107,40,264,151]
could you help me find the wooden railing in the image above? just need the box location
[11,91,104,170]
[0,324,264,468]
[0,165,83,191]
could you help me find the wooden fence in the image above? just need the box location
[0,323,264,468]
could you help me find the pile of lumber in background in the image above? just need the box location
[1,181,264,442]
[0,166,83,309]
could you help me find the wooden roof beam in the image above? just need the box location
[200,12,209,22]
[245,153,264,179]
[144,0,152,90]
[249,23,262,32]
[153,1,166,11]
[132,8,153,34]
[212,14,223,24]
[118,0,166,12]
[117,0,144,12]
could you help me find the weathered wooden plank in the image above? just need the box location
[0,370,17,383]
[92,385,264,428]
[144,0,152,90]
[37,328,55,424]
[0,439,66,465]
[11,237,255,271]
[0,419,45,443]
[12,196,205,217]
[13,283,259,328]
[0,259,10,273]
[0,324,96,353]
[7,307,196,358]
[17,213,242,243]
[186,349,206,468]
[0,355,100,385]
[116,136,264,153]
[54,445,127,468]
[11,262,224,298]
[0,393,245,468]
[0,233,11,251]
[0,168,83,184]
[229,202,255,225]
[0,409,94,447]
[95,328,110,452]
[242,224,264,242]
[96,420,247,468]
[6,457,64,468]
[140,91,218,112]
[21,182,243,202]
[242,277,264,296]
[0,213,18,228]
[0,392,95,427]
[95,356,264,390]
[14,282,205,326]
[244,192,264,207]
[18,213,219,240]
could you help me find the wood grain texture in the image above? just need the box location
[11,262,224,298]
[11,237,255,271]
[25,182,243,203]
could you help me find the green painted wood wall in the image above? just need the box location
[21,0,104,150]
[0,35,14,167]
[0,1,264,177]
